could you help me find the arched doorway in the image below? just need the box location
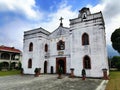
[56,57,66,74]
[58,60,65,73]
[50,66,54,74]
[28,59,32,68]
[44,61,47,73]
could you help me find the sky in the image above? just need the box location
[0,0,120,54]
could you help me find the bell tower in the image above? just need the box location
[78,7,91,19]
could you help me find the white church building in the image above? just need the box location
[22,7,109,78]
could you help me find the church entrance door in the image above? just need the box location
[56,57,66,74]
[44,61,47,73]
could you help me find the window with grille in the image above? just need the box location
[57,40,65,50]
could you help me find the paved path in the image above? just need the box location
[0,75,102,90]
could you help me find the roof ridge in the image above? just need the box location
[0,45,21,53]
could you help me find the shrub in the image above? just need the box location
[17,62,22,70]
[34,68,39,73]
[58,67,63,74]
[82,69,86,76]
[0,63,3,71]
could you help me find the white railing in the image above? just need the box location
[0,59,20,61]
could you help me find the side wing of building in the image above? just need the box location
[22,28,50,74]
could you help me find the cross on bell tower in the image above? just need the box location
[59,17,63,27]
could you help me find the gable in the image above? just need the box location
[49,26,70,38]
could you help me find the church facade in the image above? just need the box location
[22,7,109,78]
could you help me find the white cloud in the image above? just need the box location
[1,0,120,51]
[87,4,105,14]
[39,1,78,32]
[0,0,42,20]
[41,0,120,46]
[0,1,78,51]
[0,18,37,50]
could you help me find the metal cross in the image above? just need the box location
[59,17,64,23]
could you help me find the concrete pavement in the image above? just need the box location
[0,74,105,90]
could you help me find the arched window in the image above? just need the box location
[83,55,91,69]
[57,40,65,50]
[82,33,89,45]
[29,42,33,51]
[28,59,32,68]
[45,44,48,52]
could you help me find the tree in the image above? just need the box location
[111,28,120,54]
[111,56,120,70]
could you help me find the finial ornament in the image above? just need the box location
[59,17,63,26]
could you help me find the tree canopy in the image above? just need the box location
[111,28,120,54]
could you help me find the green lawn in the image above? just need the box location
[0,70,20,76]
[105,70,120,90]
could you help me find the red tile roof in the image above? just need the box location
[0,45,21,53]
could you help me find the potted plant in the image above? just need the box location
[69,68,74,78]
[34,68,39,77]
[82,68,86,80]
[58,66,63,79]
[102,68,108,80]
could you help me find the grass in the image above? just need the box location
[105,70,120,90]
[0,70,20,76]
